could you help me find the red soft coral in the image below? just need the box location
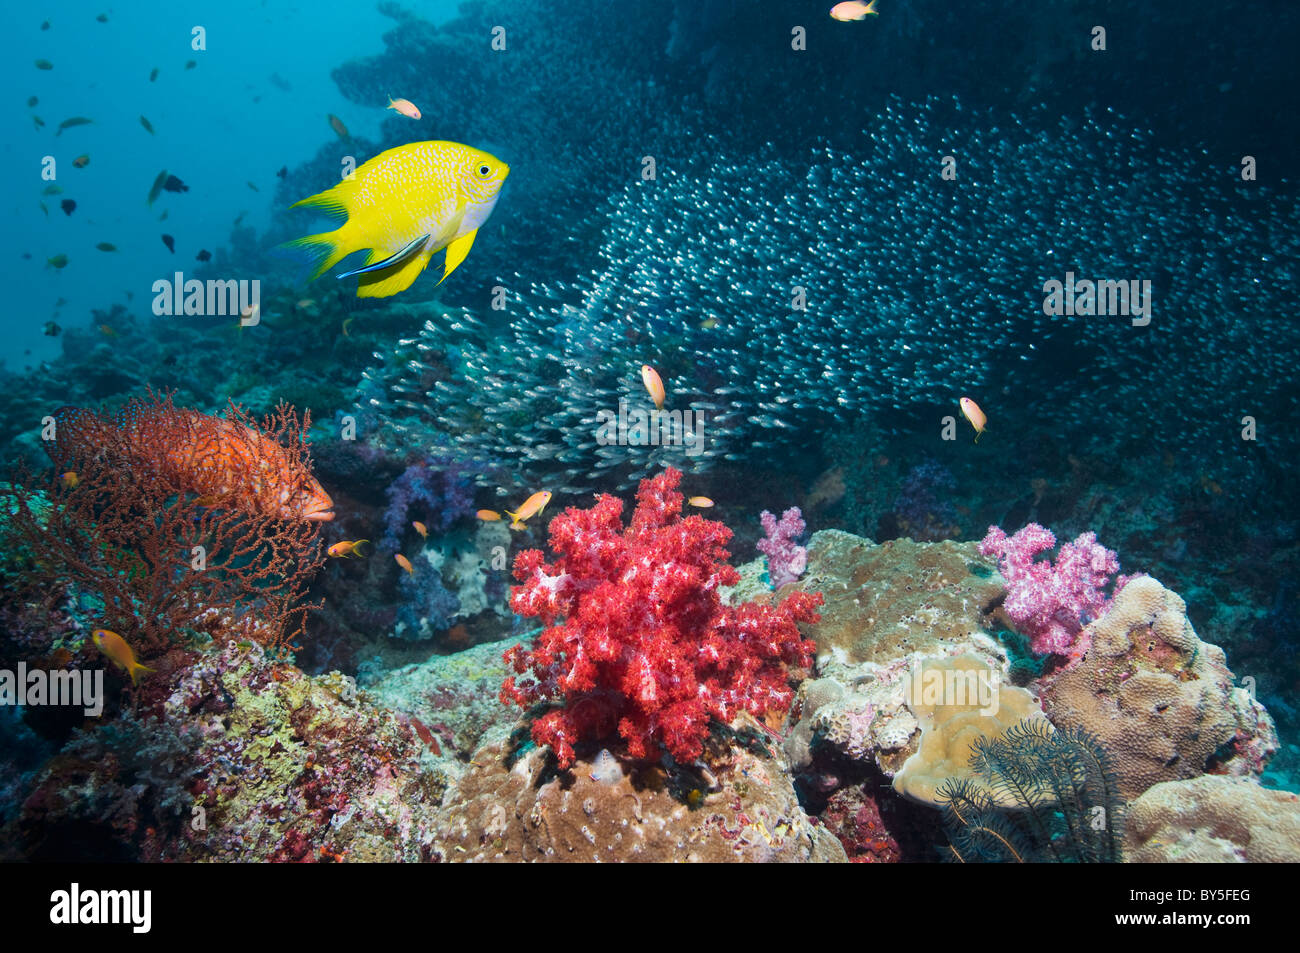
[501,468,822,768]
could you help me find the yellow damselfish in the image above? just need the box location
[284,140,509,298]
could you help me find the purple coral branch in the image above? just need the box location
[979,522,1136,657]
[758,506,808,589]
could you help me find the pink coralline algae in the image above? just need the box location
[978,522,1134,657]
[758,506,808,589]
[501,468,822,769]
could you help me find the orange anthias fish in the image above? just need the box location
[50,399,334,521]
[387,97,421,119]
[830,0,879,21]
[60,470,79,489]
[412,520,428,539]
[959,396,988,443]
[395,553,414,575]
[328,539,368,558]
[641,364,666,409]
[92,628,155,685]
[687,496,714,508]
[476,509,501,522]
[505,490,551,530]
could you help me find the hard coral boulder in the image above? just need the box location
[1124,776,1300,862]
[430,731,846,863]
[780,531,1014,781]
[1042,576,1277,800]
[791,530,1004,666]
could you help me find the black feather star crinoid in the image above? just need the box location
[935,720,1125,863]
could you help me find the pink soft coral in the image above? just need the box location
[978,522,1134,657]
[757,506,808,589]
[501,468,822,768]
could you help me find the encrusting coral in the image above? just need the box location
[892,654,1049,807]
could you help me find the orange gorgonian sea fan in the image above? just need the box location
[6,389,330,659]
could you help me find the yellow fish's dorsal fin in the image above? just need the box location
[438,228,479,285]
[356,247,435,298]
[289,176,361,219]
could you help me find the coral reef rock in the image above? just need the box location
[431,734,846,863]
[782,531,1013,780]
[892,654,1050,806]
[368,634,530,758]
[792,530,1004,667]
[1124,776,1300,862]
[1043,576,1277,800]
[9,641,452,862]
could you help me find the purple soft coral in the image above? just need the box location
[380,457,474,553]
[758,506,808,589]
[979,523,1134,657]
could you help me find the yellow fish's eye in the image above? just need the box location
[477,164,492,177]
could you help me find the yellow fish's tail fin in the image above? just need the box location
[283,178,363,282]
[504,508,526,530]
[357,247,434,298]
[280,225,356,283]
[437,228,479,285]
[352,539,369,557]
[129,660,157,686]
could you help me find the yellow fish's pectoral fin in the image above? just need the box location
[356,247,434,298]
[437,228,479,285]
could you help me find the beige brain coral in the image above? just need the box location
[892,654,1049,806]
[1124,776,1300,862]
[1043,576,1277,801]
